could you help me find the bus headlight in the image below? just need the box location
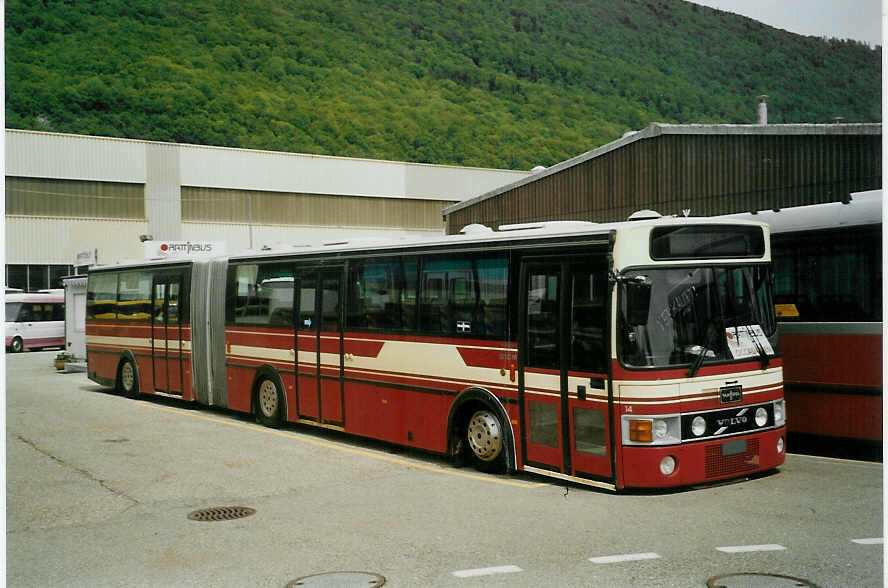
[773,400,785,426]
[624,415,680,445]
[691,416,706,437]
[660,455,677,476]
[755,407,768,427]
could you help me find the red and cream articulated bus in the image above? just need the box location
[86,217,786,490]
[727,190,882,446]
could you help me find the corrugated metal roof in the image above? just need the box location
[443,123,882,216]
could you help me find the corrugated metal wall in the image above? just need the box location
[182,187,452,230]
[445,132,882,233]
[6,217,148,264]
[5,177,145,219]
[144,142,182,240]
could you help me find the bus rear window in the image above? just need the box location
[651,225,765,260]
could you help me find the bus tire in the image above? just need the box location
[9,337,23,353]
[117,357,139,398]
[466,409,507,474]
[255,375,283,428]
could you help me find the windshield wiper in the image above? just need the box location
[687,328,718,378]
[746,326,771,369]
[687,345,708,378]
[741,269,771,369]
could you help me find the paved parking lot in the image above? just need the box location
[6,351,884,587]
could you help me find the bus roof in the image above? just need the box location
[225,215,768,263]
[85,216,769,272]
[720,190,881,234]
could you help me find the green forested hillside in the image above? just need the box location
[5,0,881,169]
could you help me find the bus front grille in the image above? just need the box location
[704,438,760,478]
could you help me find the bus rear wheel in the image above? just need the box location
[117,358,139,398]
[466,409,506,473]
[255,376,283,427]
[9,337,23,353]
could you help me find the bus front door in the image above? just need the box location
[152,276,184,395]
[295,268,344,426]
[521,259,612,483]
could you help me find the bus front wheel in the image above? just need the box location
[255,376,283,428]
[466,409,506,473]
[9,337,23,353]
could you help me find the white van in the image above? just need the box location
[5,289,65,352]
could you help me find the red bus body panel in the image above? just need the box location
[780,329,882,441]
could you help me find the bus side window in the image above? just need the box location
[419,255,507,337]
[346,258,415,331]
[18,304,34,322]
[87,273,119,320]
[52,303,65,321]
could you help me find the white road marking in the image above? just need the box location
[852,538,884,545]
[716,544,786,553]
[451,565,523,578]
[589,552,661,564]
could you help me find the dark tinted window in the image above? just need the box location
[570,266,607,372]
[772,228,881,322]
[651,225,765,260]
[420,255,508,337]
[346,258,417,331]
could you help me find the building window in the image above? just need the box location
[6,264,74,291]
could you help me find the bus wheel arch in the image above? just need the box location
[116,351,140,398]
[448,388,515,473]
[251,366,287,428]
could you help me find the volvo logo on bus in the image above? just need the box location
[717,415,748,427]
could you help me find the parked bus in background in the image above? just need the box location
[86,217,785,490]
[726,190,882,450]
[5,289,65,352]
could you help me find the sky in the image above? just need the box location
[689,0,882,46]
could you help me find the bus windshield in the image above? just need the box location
[619,265,777,369]
[5,302,22,322]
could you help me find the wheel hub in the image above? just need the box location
[258,380,278,417]
[121,362,134,391]
[467,410,502,461]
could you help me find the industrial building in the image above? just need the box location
[4,129,529,291]
[443,123,881,232]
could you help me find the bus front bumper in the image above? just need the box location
[620,427,787,489]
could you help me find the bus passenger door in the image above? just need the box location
[152,276,184,395]
[520,259,612,482]
[295,268,344,426]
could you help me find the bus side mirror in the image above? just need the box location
[626,281,652,326]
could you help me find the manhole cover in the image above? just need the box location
[187,506,256,522]
[286,572,386,587]
[707,573,820,587]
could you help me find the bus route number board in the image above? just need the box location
[720,384,743,404]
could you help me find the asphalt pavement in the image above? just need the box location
[5,351,884,587]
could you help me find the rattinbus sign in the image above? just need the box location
[143,241,225,259]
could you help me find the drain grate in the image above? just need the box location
[286,572,386,587]
[707,572,820,587]
[187,506,256,522]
